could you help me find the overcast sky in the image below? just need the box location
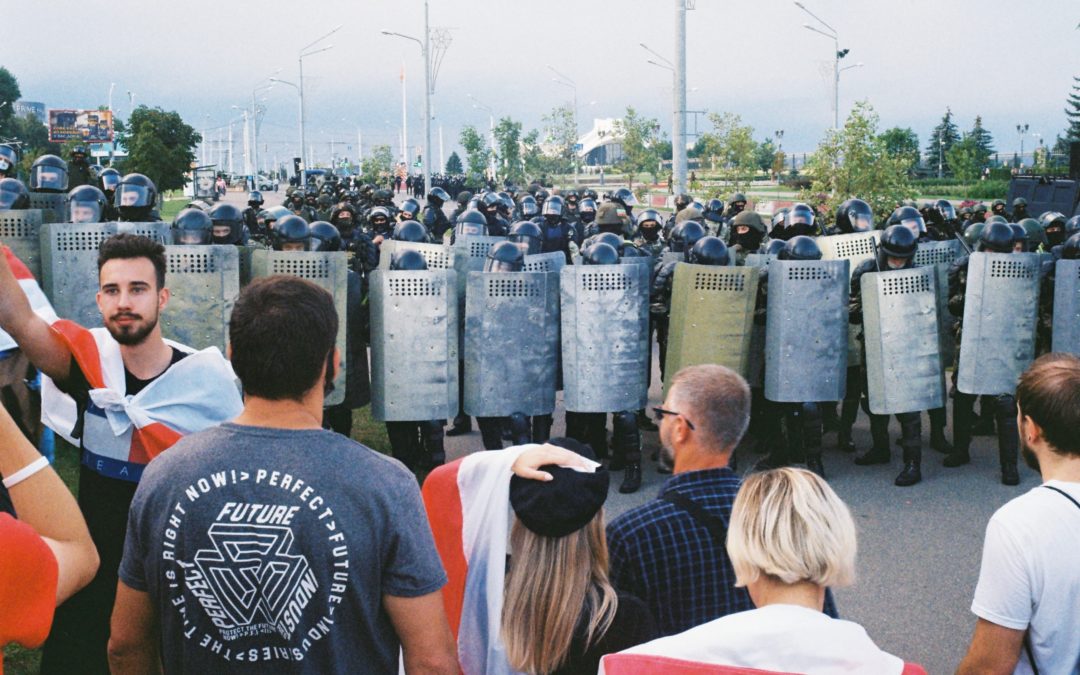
[6,0,1078,169]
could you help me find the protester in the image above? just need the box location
[0,234,243,675]
[423,440,656,675]
[604,364,756,635]
[957,352,1080,675]
[604,468,924,675]
[108,276,457,674]
[0,404,99,670]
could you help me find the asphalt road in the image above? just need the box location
[229,186,1027,674]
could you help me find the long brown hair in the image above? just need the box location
[500,511,618,674]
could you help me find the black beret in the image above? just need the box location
[509,437,610,538]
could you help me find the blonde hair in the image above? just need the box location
[501,512,618,674]
[726,468,856,588]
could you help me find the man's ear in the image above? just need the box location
[158,286,170,310]
[1021,413,1045,446]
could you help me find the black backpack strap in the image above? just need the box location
[660,491,728,545]
[1042,484,1080,512]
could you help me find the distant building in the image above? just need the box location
[576,118,625,167]
[14,100,45,121]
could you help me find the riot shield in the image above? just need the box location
[378,240,453,270]
[41,222,171,328]
[819,231,882,279]
[1052,259,1080,356]
[523,251,567,274]
[664,264,760,395]
[369,268,459,421]
[561,263,650,412]
[914,239,964,268]
[957,253,1040,395]
[463,271,559,417]
[250,250,349,406]
[743,253,775,269]
[660,250,683,266]
[28,192,66,223]
[159,245,240,352]
[860,268,944,414]
[0,209,45,279]
[764,259,849,402]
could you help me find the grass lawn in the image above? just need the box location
[2,405,392,674]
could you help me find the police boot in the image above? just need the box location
[820,403,839,434]
[945,392,975,467]
[613,412,642,493]
[446,412,472,436]
[531,414,553,443]
[585,414,610,463]
[508,412,532,446]
[928,407,953,453]
[894,415,922,487]
[386,422,422,473]
[476,417,504,451]
[996,396,1020,486]
[637,408,658,431]
[972,397,995,436]
[800,403,825,478]
[855,414,891,465]
[422,420,446,469]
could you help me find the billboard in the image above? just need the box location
[48,109,114,143]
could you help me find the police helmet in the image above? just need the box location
[542,195,565,218]
[392,219,429,243]
[582,241,620,265]
[703,198,726,223]
[671,220,706,256]
[592,232,624,251]
[1019,218,1048,250]
[879,225,918,259]
[765,239,786,255]
[577,198,597,223]
[29,154,68,192]
[208,203,244,245]
[456,190,474,206]
[770,207,789,235]
[508,220,543,255]
[1061,232,1080,260]
[0,144,17,175]
[687,236,730,266]
[247,191,264,208]
[116,173,157,216]
[834,198,873,233]
[610,187,637,207]
[892,206,926,237]
[1009,223,1029,252]
[455,209,488,238]
[780,235,823,261]
[935,199,957,223]
[309,221,343,252]
[787,202,816,231]
[484,241,525,272]
[427,186,451,205]
[272,215,311,251]
[173,208,214,245]
[390,249,429,271]
[674,193,693,210]
[399,198,421,220]
[67,185,107,223]
[977,221,1016,253]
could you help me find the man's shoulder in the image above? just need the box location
[991,481,1080,529]
[607,498,684,542]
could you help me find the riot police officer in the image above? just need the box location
[723,192,748,223]
[564,241,644,493]
[633,209,665,257]
[829,198,874,235]
[1010,197,1028,222]
[173,208,214,245]
[287,190,317,222]
[729,211,767,264]
[206,203,246,246]
[480,191,510,236]
[272,214,312,251]
[608,187,638,224]
[702,198,727,239]
[243,191,264,236]
[507,220,543,256]
[943,221,1022,485]
[67,146,93,189]
[0,178,28,210]
[382,249,447,472]
[846,225,928,486]
[422,186,452,239]
[451,209,488,241]
[450,190,473,224]
[29,154,68,194]
[652,221,707,382]
[752,235,829,478]
[664,193,693,236]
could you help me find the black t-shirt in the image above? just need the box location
[553,591,658,675]
[59,347,188,409]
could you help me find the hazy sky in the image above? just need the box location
[6,0,1078,169]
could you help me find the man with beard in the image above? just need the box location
[957,354,1080,675]
[0,234,242,674]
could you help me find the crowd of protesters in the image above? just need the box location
[0,234,1078,675]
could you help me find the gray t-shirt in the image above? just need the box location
[119,423,446,674]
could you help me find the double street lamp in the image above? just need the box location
[382,2,433,196]
[547,65,579,185]
[795,1,862,129]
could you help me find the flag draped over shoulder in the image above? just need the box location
[0,247,57,353]
[40,320,243,481]
[422,445,536,675]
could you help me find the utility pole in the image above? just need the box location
[673,0,688,194]
[423,0,432,195]
[401,63,408,167]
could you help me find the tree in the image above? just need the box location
[613,107,664,186]
[10,114,59,176]
[801,100,913,221]
[359,144,393,185]
[459,125,490,184]
[493,117,523,183]
[697,112,758,191]
[969,116,995,167]
[541,104,576,175]
[116,105,200,195]
[521,128,549,179]
[1064,75,1080,142]
[445,150,463,175]
[879,127,919,174]
[945,135,981,184]
[755,138,777,173]
[0,67,20,139]
[926,108,961,176]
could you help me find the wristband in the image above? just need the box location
[2,456,50,489]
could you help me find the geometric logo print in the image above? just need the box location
[192,523,316,637]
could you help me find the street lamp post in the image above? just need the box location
[641,39,686,194]
[547,65,578,186]
[382,1,433,196]
[270,77,303,179]
[295,26,341,184]
[795,1,854,130]
[1016,123,1029,167]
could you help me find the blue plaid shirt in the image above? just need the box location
[606,467,751,636]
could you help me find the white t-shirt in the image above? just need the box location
[609,603,904,675]
[972,479,1080,675]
